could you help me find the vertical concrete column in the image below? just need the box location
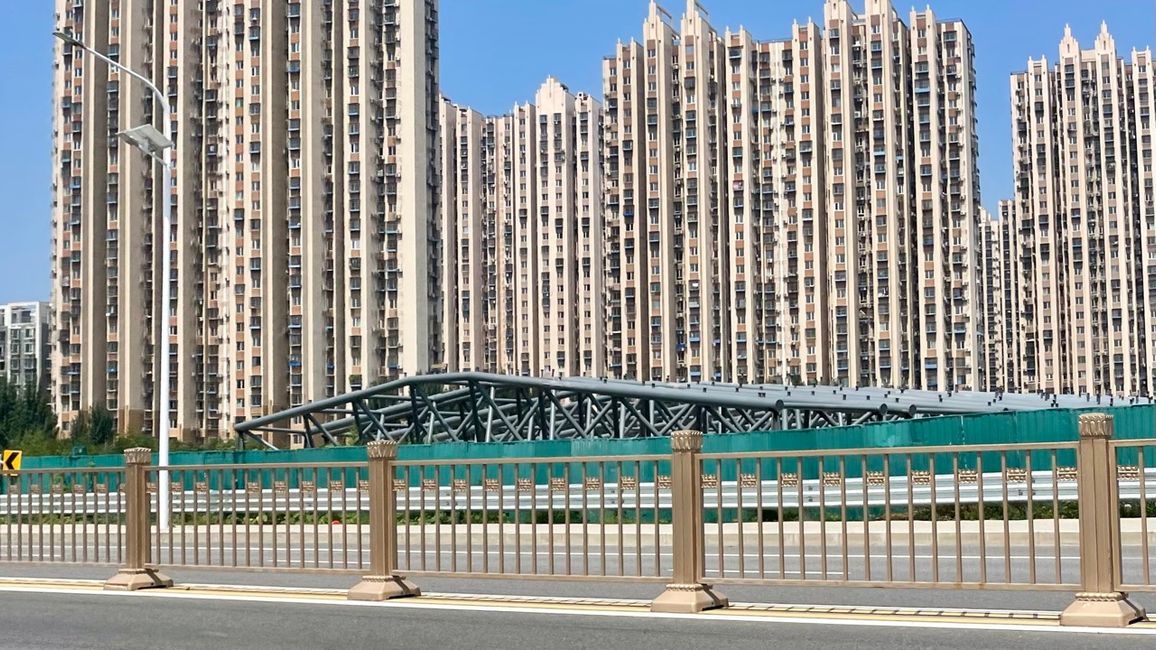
[105,448,172,590]
[1060,414,1145,626]
[349,440,420,600]
[651,430,728,612]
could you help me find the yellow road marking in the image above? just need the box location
[0,576,1152,632]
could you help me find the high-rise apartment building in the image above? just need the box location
[494,103,539,374]
[593,0,982,388]
[719,22,828,387]
[51,0,440,440]
[434,0,986,390]
[439,101,489,372]
[999,24,1155,395]
[822,0,981,391]
[602,2,741,384]
[533,79,604,377]
[0,302,51,389]
[57,0,1072,444]
[977,208,1003,390]
[440,78,603,377]
[990,201,1027,391]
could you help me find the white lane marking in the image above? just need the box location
[0,584,1151,637]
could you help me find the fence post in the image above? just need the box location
[349,440,420,600]
[105,447,172,591]
[651,430,728,613]
[1060,413,1145,626]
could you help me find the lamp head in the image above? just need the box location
[53,30,85,49]
[119,124,174,159]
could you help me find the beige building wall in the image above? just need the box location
[995,201,1026,391]
[824,0,915,389]
[52,0,440,440]
[53,0,109,432]
[761,23,829,386]
[392,0,442,379]
[508,104,540,375]
[820,0,982,390]
[0,302,52,389]
[557,0,979,390]
[723,28,758,384]
[295,0,344,410]
[486,0,982,390]
[603,38,644,380]
[575,93,605,376]
[113,0,150,436]
[977,208,999,390]
[441,104,487,371]
[602,1,727,383]
[1006,24,1154,396]
[1134,49,1156,395]
[439,78,602,379]
[67,0,1156,434]
[911,9,982,391]
[535,79,578,376]
[678,3,726,383]
[723,23,829,386]
[531,79,605,377]
[437,100,459,370]
[604,6,677,382]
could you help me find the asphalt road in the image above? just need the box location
[0,589,1153,650]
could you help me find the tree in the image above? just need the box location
[68,404,116,449]
[0,377,239,456]
[0,377,56,449]
[87,405,115,447]
[23,384,56,435]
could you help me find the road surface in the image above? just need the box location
[0,563,1140,613]
[0,587,1150,650]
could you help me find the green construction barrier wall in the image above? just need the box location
[16,404,1156,483]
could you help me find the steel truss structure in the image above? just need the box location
[233,372,1153,449]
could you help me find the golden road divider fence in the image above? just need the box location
[0,413,1151,626]
[0,466,126,565]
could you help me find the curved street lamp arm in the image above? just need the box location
[53,31,166,106]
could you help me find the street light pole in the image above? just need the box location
[55,31,173,529]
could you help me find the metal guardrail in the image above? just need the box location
[0,467,126,565]
[698,444,1084,590]
[6,467,1156,516]
[0,415,1152,627]
[1112,438,1156,594]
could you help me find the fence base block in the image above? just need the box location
[651,583,728,613]
[1060,592,1146,627]
[104,567,174,592]
[348,575,421,601]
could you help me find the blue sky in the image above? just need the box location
[1,1,1152,305]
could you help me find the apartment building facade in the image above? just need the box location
[587,0,983,388]
[440,78,603,377]
[61,0,1112,444]
[439,101,489,372]
[997,24,1156,396]
[0,302,52,389]
[433,0,987,390]
[51,0,441,439]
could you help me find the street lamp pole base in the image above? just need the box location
[1060,592,1146,627]
[651,583,729,613]
[104,567,174,591]
[348,575,421,601]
